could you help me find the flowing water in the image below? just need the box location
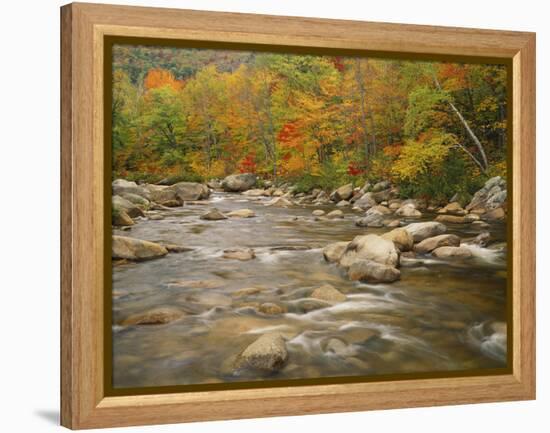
[112,192,508,388]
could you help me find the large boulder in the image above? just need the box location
[348,259,401,283]
[170,182,210,201]
[112,195,145,218]
[372,188,393,203]
[121,192,150,209]
[330,184,353,202]
[482,207,506,221]
[432,246,473,258]
[404,221,447,242]
[234,333,288,372]
[145,184,179,206]
[310,284,347,302]
[322,241,350,263]
[414,234,461,254]
[339,234,400,268]
[112,179,151,200]
[221,173,257,192]
[466,176,507,211]
[112,235,168,261]
[381,228,414,252]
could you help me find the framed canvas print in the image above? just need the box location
[60,2,536,429]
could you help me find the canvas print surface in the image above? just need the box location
[110,44,509,390]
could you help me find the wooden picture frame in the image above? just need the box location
[60,2,536,429]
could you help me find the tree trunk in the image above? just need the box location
[434,76,489,171]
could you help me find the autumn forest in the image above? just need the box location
[112,45,508,202]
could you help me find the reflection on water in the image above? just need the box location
[112,192,507,388]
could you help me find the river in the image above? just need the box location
[111,191,508,388]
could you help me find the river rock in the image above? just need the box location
[259,303,286,315]
[464,213,481,222]
[265,197,293,207]
[473,232,491,247]
[120,307,185,326]
[368,205,392,215]
[223,247,255,261]
[312,209,326,216]
[322,241,350,263]
[372,188,392,203]
[432,246,473,258]
[162,243,193,253]
[112,235,168,261]
[310,284,347,302]
[242,188,267,197]
[121,192,150,209]
[372,180,391,192]
[222,173,257,192]
[404,221,447,242]
[112,179,151,200]
[232,287,264,298]
[339,234,399,268]
[384,219,401,228]
[112,208,134,226]
[414,234,461,254]
[355,213,384,228]
[326,209,344,219]
[200,208,227,220]
[145,185,180,206]
[227,209,256,218]
[348,259,401,283]
[112,195,145,218]
[170,182,210,201]
[472,220,491,228]
[395,203,422,217]
[381,228,414,252]
[435,215,467,224]
[330,183,353,202]
[336,200,350,207]
[482,207,506,221]
[234,333,288,372]
[354,192,376,210]
[438,202,466,215]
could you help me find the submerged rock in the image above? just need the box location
[120,307,184,326]
[234,333,288,372]
[227,208,256,218]
[310,284,347,302]
[200,208,227,220]
[259,303,286,315]
[112,235,168,261]
[223,248,256,261]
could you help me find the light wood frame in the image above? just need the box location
[61,2,536,429]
